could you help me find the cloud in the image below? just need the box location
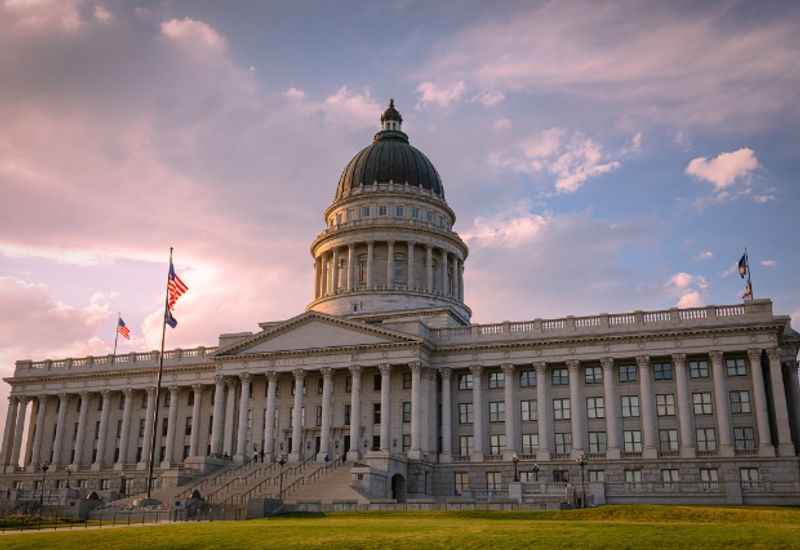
[493,118,512,131]
[760,260,777,268]
[752,194,775,204]
[695,250,713,261]
[472,90,505,107]
[677,290,704,308]
[323,86,382,127]
[419,2,800,130]
[461,205,550,248]
[3,0,82,32]
[94,4,112,23]
[685,148,759,191]
[491,128,622,193]
[666,272,709,307]
[161,17,226,52]
[284,87,306,100]
[416,81,466,108]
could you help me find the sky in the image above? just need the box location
[1,0,799,429]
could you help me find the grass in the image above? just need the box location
[2,505,800,549]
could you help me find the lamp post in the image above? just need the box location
[531,463,540,483]
[39,463,49,507]
[120,474,126,497]
[511,453,520,482]
[65,468,71,490]
[278,455,287,500]
[575,453,587,508]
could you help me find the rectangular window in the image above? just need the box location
[373,374,381,391]
[489,401,505,423]
[693,392,713,415]
[371,435,380,451]
[344,404,351,426]
[116,419,123,438]
[336,212,343,225]
[486,471,502,491]
[138,419,145,438]
[426,210,433,222]
[488,371,505,389]
[458,435,473,458]
[700,467,719,490]
[519,369,536,387]
[161,417,168,437]
[458,373,473,390]
[454,472,469,495]
[185,416,192,436]
[621,396,640,417]
[489,434,506,456]
[659,429,679,452]
[411,206,419,219]
[402,434,411,453]
[317,378,324,395]
[739,467,759,488]
[588,431,608,454]
[402,372,412,389]
[183,445,190,460]
[345,376,352,393]
[458,403,473,424]
[520,470,538,482]
[520,399,537,422]
[94,420,101,440]
[361,206,370,217]
[696,428,717,452]
[656,394,676,416]
[521,433,539,455]
[624,469,642,488]
[661,468,679,487]
[315,406,323,427]
[586,397,605,419]
[588,470,605,483]
[689,359,709,378]
[653,362,673,381]
[726,357,747,376]
[554,432,572,455]
[553,398,571,420]
[113,447,120,463]
[402,402,411,423]
[553,470,569,483]
[733,426,756,451]
[584,366,603,384]
[373,403,381,425]
[378,205,387,216]
[187,392,194,407]
[624,430,643,453]
[618,365,638,383]
[395,205,404,218]
[209,416,213,434]
[730,391,752,414]
[136,447,143,462]
[551,368,569,385]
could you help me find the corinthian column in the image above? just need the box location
[535,363,551,460]
[601,359,621,459]
[190,385,203,458]
[470,365,484,462]
[1,396,18,468]
[331,247,340,293]
[366,241,374,289]
[638,356,658,459]
[347,366,362,461]
[767,348,795,456]
[441,250,448,296]
[210,376,225,456]
[51,393,68,468]
[289,369,305,463]
[235,374,251,462]
[162,386,179,467]
[139,388,155,469]
[426,245,434,292]
[672,354,695,458]
[93,391,111,470]
[440,368,453,462]
[116,389,133,468]
[408,362,423,460]
[567,361,584,457]
[710,351,733,457]
[747,349,775,457]
[29,395,48,470]
[502,364,518,459]
[264,372,278,461]
[11,397,29,469]
[386,241,395,289]
[347,244,355,291]
[317,368,334,462]
[379,364,392,453]
[407,241,415,288]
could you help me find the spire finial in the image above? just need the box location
[389,98,395,108]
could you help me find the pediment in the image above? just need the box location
[215,312,420,357]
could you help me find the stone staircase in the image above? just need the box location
[209,459,322,506]
[285,462,368,504]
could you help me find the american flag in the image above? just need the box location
[167,260,188,311]
[117,317,131,340]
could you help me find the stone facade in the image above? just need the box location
[2,103,799,506]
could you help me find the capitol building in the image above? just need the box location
[2,101,800,509]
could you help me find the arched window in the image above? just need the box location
[447,265,455,297]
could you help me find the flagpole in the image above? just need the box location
[746,248,753,300]
[146,247,173,501]
[112,313,120,366]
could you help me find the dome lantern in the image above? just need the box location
[380,98,402,131]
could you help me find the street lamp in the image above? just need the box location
[531,463,540,483]
[277,455,287,500]
[39,463,49,507]
[120,474,126,497]
[511,453,520,482]
[575,453,587,508]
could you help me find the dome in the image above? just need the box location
[335,101,444,200]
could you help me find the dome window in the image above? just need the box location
[361,206,370,218]
[411,207,419,219]
[336,213,342,226]
[395,205,404,218]
[379,205,387,216]
[426,210,433,222]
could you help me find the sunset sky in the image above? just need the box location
[1,0,799,426]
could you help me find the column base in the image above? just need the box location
[160,461,173,469]
[439,452,452,464]
[26,465,36,473]
[536,450,552,461]
[606,448,621,460]
[642,447,658,460]
[346,450,361,462]
[317,451,336,463]
[91,463,102,472]
[136,462,147,471]
[571,449,586,460]
[233,454,246,464]
[288,452,301,464]
[680,447,696,459]
[719,444,735,457]
[113,463,124,471]
[470,452,485,463]
[407,449,423,460]
[778,443,795,457]
[758,445,776,457]
[503,449,519,461]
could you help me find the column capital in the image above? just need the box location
[408,361,422,374]
[566,359,580,370]
[349,364,362,376]
[146,386,156,395]
[469,365,483,376]
[709,350,724,363]
[57,392,68,399]
[378,363,392,376]
[600,357,614,369]
[348,242,355,251]
[293,368,306,380]
[100,389,111,398]
[122,388,133,397]
[671,353,687,365]
[533,361,547,373]
[167,385,179,395]
[747,348,762,361]
[387,239,395,246]
[636,355,650,368]
[501,363,515,375]
[267,370,280,382]
[440,366,452,380]
[239,372,251,383]
[192,383,203,392]
[766,347,781,363]
[320,367,334,379]
[214,373,225,384]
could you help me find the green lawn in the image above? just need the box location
[3,505,800,549]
